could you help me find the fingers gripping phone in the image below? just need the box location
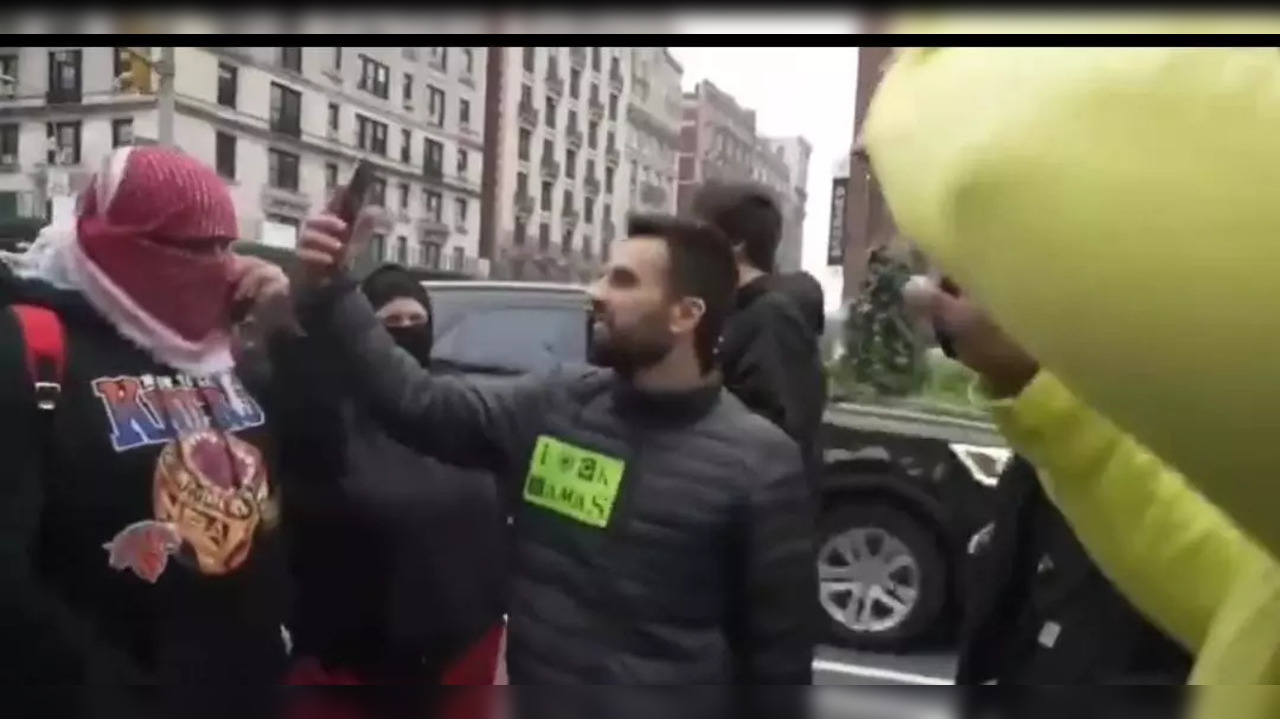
[936,276,961,359]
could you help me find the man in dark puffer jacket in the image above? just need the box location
[289,207,816,719]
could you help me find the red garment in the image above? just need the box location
[284,624,505,719]
[76,145,239,343]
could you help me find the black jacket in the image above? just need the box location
[720,274,827,479]
[0,274,292,719]
[298,283,816,719]
[279,353,508,680]
[958,456,1191,691]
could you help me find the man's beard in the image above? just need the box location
[588,318,674,376]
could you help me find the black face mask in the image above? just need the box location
[386,324,434,367]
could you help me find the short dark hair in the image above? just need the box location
[626,212,737,372]
[689,180,783,272]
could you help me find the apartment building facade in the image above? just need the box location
[0,45,489,275]
[488,46,634,283]
[625,47,682,215]
[763,135,812,273]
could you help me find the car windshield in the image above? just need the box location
[429,290,589,375]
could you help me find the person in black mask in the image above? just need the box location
[283,264,507,719]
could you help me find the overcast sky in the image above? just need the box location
[672,14,861,309]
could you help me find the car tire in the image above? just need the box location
[817,499,948,653]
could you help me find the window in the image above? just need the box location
[520,84,533,106]
[452,246,464,271]
[459,98,471,127]
[569,68,581,99]
[589,82,599,104]
[327,102,339,133]
[417,240,432,267]
[565,149,577,179]
[431,306,589,376]
[588,121,598,149]
[277,47,302,73]
[111,118,133,148]
[544,97,556,128]
[395,235,408,264]
[423,242,442,268]
[567,110,579,133]
[269,83,302,137]
[585,159,596,181]
[604,166,615,193]
[584,196,596,223]
[397,182,410,210]
[370,234,386,261]
[591,47,602,71]
[423,138,444,175]
[324,162,338,191]
[427,85,446,126]
[522,47,536,72]
[540,181,553,210]
[454,197,469,227]
[513,219,527,246]
[215,131,236,179]
[399,128,412,163]
[358,55,390,99]
[423,189,442,221]
[563,189,574,212]
[429,47,448,71]
[0,55,16,96]
[0,124,18,163]
[561,227,573,252]
[400,73,415,106]
[217,63,238,108]
[608,93,619,121]
[356,114,388,156]
[47,49,82,102]
[517,129,532,162]
[46,121,81,164]
[368,177,387,206]
[606,130,615,152]
[541,139,554,164]
[267,148,300,191]
[332,47,343,70]
[462,48,475,75]
[516,171,528,197]
[456,148,469,175]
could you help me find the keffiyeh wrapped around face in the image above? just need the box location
[16,145,241,375]
[864,32,1280,557]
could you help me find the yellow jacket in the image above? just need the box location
[995,372,1280,711]
[863,35,1280,561]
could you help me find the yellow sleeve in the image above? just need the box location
[991,371,1262,652]
[863,38,1280,562]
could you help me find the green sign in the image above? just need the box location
[523,435,626,529]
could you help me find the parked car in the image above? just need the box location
[229,252,1008,653]
[816,406,1009,652]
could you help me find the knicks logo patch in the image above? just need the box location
[103,520,183,584]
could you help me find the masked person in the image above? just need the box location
[284,264,506,719]
[690,180,827,486]
[288,206,814,719]
[0,146,294,718]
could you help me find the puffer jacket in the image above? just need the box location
[298,283,816,719]
[993,372,1280,718]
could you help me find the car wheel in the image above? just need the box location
[817,500,948,652]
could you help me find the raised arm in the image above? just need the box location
[297,280,550,474]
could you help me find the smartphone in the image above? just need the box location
[936,276,961,359]
[338,159,376,225]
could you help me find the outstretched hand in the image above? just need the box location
[903,276,1040,399]
[296,186,385,286]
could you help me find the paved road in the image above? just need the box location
[814,646,958,719]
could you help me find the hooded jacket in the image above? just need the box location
[992,372,1280,717]
[294,282,815,719]
[0,272,292,719]
[720,272,827,480]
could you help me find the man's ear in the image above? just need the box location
[673,296,707,334]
